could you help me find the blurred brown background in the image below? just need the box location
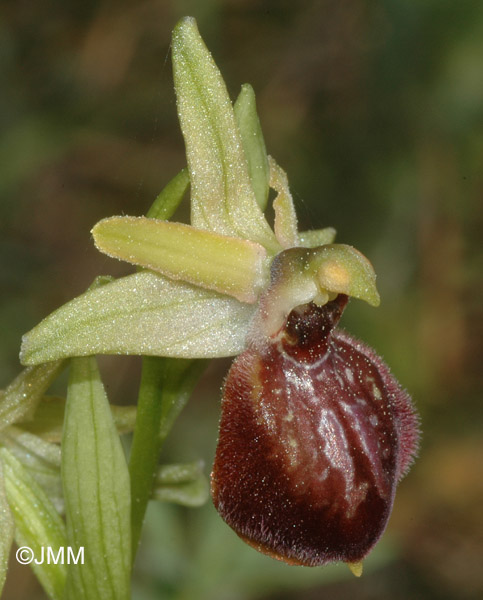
[1,1,482,599]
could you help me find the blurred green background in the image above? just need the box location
[1,1,482,599]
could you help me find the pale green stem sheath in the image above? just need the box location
[92,217,269,303]
[129,357,206,560]
[62,357,131,600]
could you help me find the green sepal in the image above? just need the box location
[20,271,257,365]
[153,461,209,507]
[234,84,270,211]
[62,357,131,600]
[92,216,269,303]
[172,17,280,254]
[1,448,67,600]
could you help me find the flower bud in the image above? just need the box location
[211,293,419,568]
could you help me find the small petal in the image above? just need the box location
[298,227,337,247]
[269,156,299,249]
[20,271,256,364]
[92,216,269,303]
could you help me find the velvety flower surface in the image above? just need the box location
[16,17,420,574]
[212,293,419,567]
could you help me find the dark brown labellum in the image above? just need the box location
[211,295,419,566]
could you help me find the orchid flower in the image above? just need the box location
[19,17,419,576]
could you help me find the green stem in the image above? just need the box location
[129,161,195,560]
[128,356,206,561]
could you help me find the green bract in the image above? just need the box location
[1,449,67,599]
[0,460,13,596]
[20,16,379,368]
[0,427,63,512]
[62,357,131,600]
[0,362,66,430]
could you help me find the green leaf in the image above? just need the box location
[129,357,206,557]
[0,361,66,432]
[17,396,137,443]
[1,448,67,600]
[20,271,256,365]
[234,84,270,211]
[153,461,209,507]
[62,357,131,600]
[172,17,280,254]
[0,460,14,596]
[92,216,269,302]
[0,427,62,513]
[269,156,298,248]
[147,168,190,220]
[298,227,337,247]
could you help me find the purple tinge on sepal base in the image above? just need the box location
[211,295,419,566]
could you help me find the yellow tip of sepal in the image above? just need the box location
[346,560,363,577]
